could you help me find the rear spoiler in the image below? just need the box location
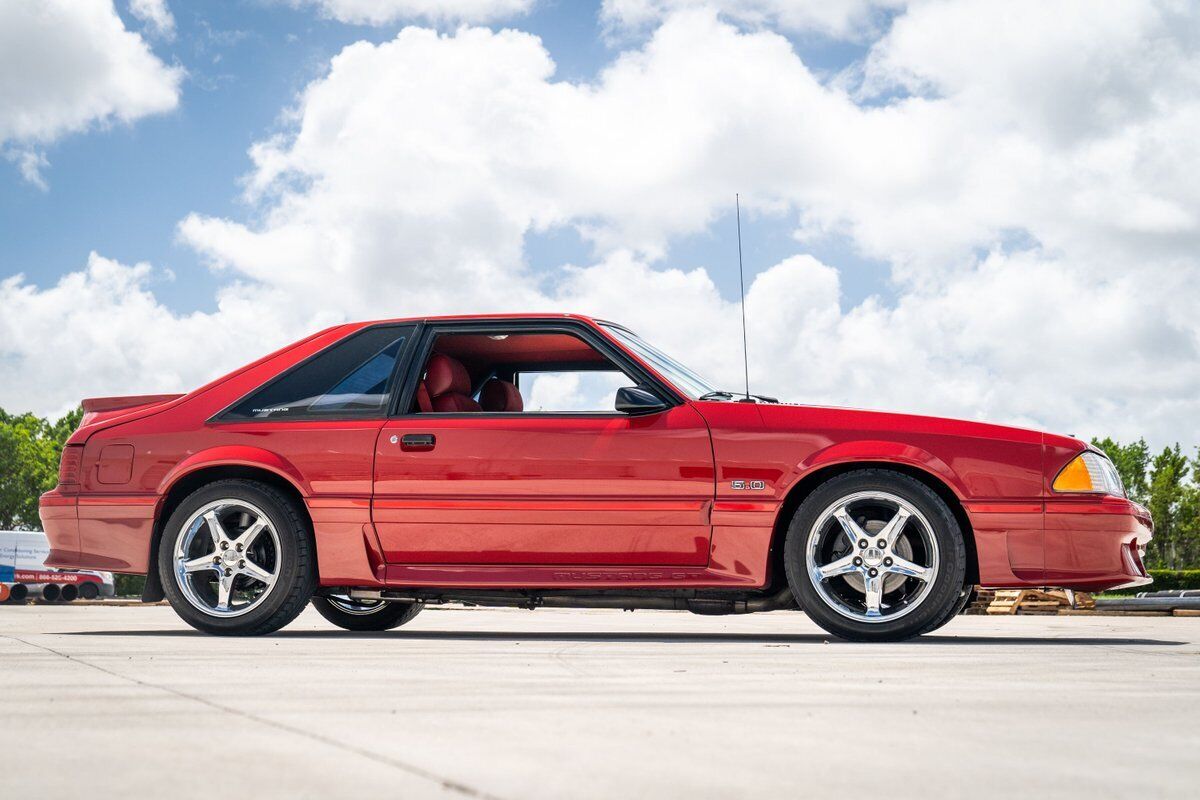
[80,394,185,428]
[81,394,185,413]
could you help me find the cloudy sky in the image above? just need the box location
[2,0,1198,448]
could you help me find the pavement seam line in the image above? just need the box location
[2,633,506,800]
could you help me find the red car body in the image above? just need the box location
[39,314,1152,606]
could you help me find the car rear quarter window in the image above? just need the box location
[223,325,413,420]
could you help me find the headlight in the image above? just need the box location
[1052,451,1125,496]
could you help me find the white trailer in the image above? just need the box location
[0,530,114,603]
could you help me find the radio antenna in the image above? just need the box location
[735,194,751,401]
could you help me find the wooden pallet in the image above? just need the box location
[985,589,1094,615]
[963,587,995,615]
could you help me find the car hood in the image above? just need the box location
[753,401,1082,450]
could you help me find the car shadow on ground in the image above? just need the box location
[60,629,1187,646]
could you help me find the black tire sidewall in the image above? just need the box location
[311,596,423,631]
[158,480,315,635]
[784,470,967,642]
[919,584,975,636]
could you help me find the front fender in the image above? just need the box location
[793,439,966,499]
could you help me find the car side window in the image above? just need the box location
[224,325,412,420]
[411,329,643,414]
[515,370,628,412]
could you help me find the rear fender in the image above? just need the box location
[157,446,310,499]
[143,446,311,603]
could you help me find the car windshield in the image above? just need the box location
[600,323,719,400]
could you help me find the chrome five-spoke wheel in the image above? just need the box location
[784,470,967,642]
[311,593,424,631]
[173,499,281,618]
[160,479,315,635]
[805,491,939,623]
[325,595,387,615]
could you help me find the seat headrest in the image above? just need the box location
[425,353,471,397]
[480,378,523,412]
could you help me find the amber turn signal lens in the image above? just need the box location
[1052,451,1125,496]
[1053,455,1094,492]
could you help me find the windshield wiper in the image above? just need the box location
[698,390,779,403]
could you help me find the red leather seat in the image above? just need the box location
[480,378,523,412]
[424,354,481,412]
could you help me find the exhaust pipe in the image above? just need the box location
[59,584,79,602]
[41,583,61,602]
[9,583,28,603]
[79,582,100,600]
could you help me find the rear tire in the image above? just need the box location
[312,595,424,631]
[784,469,967,642]
[158,479,315,636]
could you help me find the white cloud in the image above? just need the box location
[292,0,534,26]
[6,3,1200,449]
[3,148,50,191]
[0,254,337,418]
[601,0,904,40]
[128,0,176,40]
[0,0,182,186]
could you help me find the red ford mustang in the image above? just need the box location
[39,314,1153,640]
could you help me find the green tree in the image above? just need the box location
[1178,449,1200,569]
[1147,444,1191,569]
[1090,437,1151,503]
[0,406,82,530]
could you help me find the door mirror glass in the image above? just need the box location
[615,386,666,415]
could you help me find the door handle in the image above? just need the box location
[396,433,436,451]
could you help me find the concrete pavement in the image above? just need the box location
[1,604,1197,799]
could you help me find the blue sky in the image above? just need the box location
[0,0,888,315]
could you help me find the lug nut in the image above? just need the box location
[236,543,244,552]
[219,541,228,550]
[853,557,863,566]
[858,539,869,549]
[877,539,886,549]
[884,557,893,567]
[224,568,232,577]
[238,560,245,568]
[212,556,221,564]
[868,568,879,578]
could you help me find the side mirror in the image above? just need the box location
[615,386,667,415]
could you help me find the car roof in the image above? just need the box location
[350,312,615,327]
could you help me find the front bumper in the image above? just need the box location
[1044,496,1153,591]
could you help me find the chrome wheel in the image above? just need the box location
[325,594,388,616]
[804,490,940,623]
[172,499,281,618]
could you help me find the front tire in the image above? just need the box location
[158,479,316,636]
[784,469,967,642]
[312,595,424,631]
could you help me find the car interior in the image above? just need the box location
[410,331,629,414]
